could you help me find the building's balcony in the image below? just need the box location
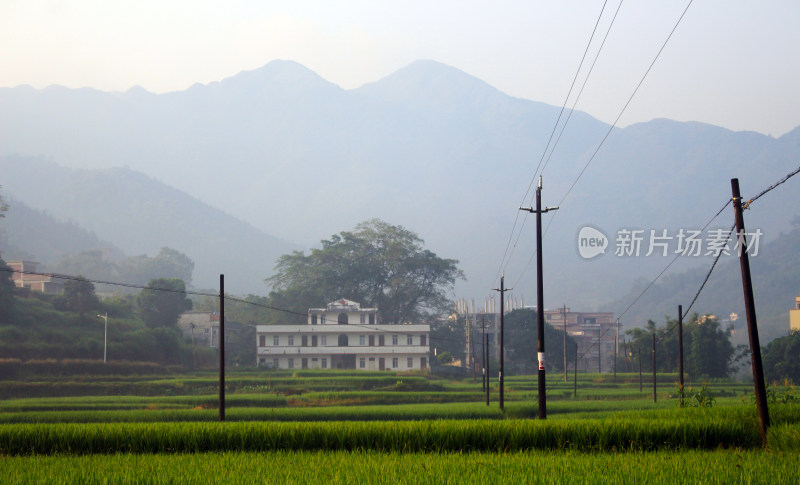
[258,345,429,356]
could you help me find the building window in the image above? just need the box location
[273,358,279,368]
[312,335,318,347]
[369,314,375,325]
[301,335,308,347]
[407,357,413,368]
[288,335,294,346]
[288,358,294,369]
[338,313,348,325]
[421,357,427,369]
[259,335,266,347]
[311,314,318,325]
[420,335,427,346]
[338,335,349,347]
[321,315,326,324]
[322,358,327,369]
[360,314,365,324]
[273,335,279,346]
[392,357,398,368]
[378,335,385,346]
[407,335,413,345]
[392,335,398,346]
[321,335,327,346]
[359,357,366,369]
[360,335,366,346]
[259,358,266,366]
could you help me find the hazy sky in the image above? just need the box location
[2,0,799,136]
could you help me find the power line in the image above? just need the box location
[0,267,465,344]
[493,0,612,288]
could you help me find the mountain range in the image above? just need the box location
[1,59,798,325]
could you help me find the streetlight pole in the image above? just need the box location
[96,312,108,363]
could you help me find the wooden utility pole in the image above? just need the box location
[638,345,643,393]
[485,334,490,406]
[219,274,225,422]
[652,333,657,403]
[731,178,769,444]
[678,305,684,405]
[520,175,558,420]
[493,275,512,411]
[563,304,568,382]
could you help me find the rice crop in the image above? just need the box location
[0,413,768,455]
[3,449,798,484]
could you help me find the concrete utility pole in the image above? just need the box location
[493,275,512,411]
[731,178,769,444]
[520,175,558,420]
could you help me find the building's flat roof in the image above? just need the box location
[256,324,430,332]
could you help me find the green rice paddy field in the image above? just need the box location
[1,369,798,483]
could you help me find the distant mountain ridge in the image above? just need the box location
[0,156,295,294]
[1,59,798,306]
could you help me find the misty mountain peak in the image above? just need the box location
[355,59,504,107]
[217,60,342,95]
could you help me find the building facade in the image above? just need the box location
[791,296,800,333]
[255,299,430,371]
[544,308,616,373]
[7,261,65,294]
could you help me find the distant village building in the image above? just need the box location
[791,296,800,333]
[177,311,221,348]
[255,299,430,371]
[7,261,65,294]
[543,308,616,373]
[454,300,616,373]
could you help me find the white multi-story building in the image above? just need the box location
[256,299,430,371]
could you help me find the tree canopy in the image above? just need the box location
[503,309,576,375]
[266,219,464,324]
[136,278,193,328]
[763,331,800,383]
[61,276,99,317]
[624,314,738,378]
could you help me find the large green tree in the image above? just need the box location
[0,257,14,323]
[62,276,100,318]
[625,314,736,378]
[503,309,576,375]
[136,278,193,328]
[763,331,800,383]
[266,219,464,324]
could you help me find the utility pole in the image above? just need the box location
[485,333,490,406]
[652,333,657,404]
[678,305,684,406]
[520,175,558,420]
[219,274,225,422]
[731,178,769,444]
[613,319,619,383]
[573,341,578,399]
[638,345,643,393]
[493,275,512,411]
[481,315,487,392]
[563,304,568,382]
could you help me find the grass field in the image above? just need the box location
[1,368,797,483]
